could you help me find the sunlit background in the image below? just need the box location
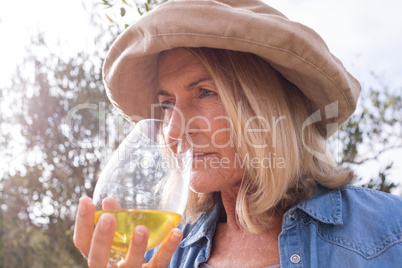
[0,0,401,266]
[2,0,400,189]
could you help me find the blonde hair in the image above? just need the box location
[170,48,354,233]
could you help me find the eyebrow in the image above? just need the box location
[157,76,213,97]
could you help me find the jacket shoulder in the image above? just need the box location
[324,186,402,259]
[341,185,402,217]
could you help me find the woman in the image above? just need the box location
[74,0,402,267]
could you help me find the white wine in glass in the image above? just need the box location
[92,119,192,267]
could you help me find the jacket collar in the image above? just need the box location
[180,185,344,248]
[296,185,343,225]
[180,199,222,248]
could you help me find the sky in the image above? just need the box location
[270,0,402,90]
[0,0,401,193]
[1,0,402,88]
[0,0,96,88]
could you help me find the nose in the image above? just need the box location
[163,105,192,154]
[165,105,186,140]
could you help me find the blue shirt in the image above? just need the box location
[145,185,402,267]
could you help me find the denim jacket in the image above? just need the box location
[145,185,402,267]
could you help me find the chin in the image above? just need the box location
[189,169,242,194]
[189,170,219,194]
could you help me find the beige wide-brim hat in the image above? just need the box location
[103,0,361,138]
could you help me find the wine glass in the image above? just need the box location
[92,119,193,267]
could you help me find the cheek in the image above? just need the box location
[210,120,234,147]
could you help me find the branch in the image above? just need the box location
[344,144,402,165]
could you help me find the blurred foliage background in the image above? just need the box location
[0,0,401,267]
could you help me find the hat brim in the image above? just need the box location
[103,0,361,138]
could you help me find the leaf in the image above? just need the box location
[137,7,143,15]
[102,0,113,7]
[105,14,114,23]
[120,7,126,17]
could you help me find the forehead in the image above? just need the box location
[157,48,209,83]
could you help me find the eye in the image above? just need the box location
[160,100,174,110]
[200,88,216,97]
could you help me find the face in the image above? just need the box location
[157,48,245,193]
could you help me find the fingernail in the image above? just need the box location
[99,215,111,232]
[133,228,145,245]
[171,231,181,243]
[79,198,87,216]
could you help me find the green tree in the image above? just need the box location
[336,80,402,194]
[101,0,168,22]
[0,2,156,266]
[0,28,129,266]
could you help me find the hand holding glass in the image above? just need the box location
[92,119,192,267]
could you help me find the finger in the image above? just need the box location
[102,196,122,210]
[87,213,116,268]
[148,228,182,268]
[122,225,149,268]
[73,196,96,258]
